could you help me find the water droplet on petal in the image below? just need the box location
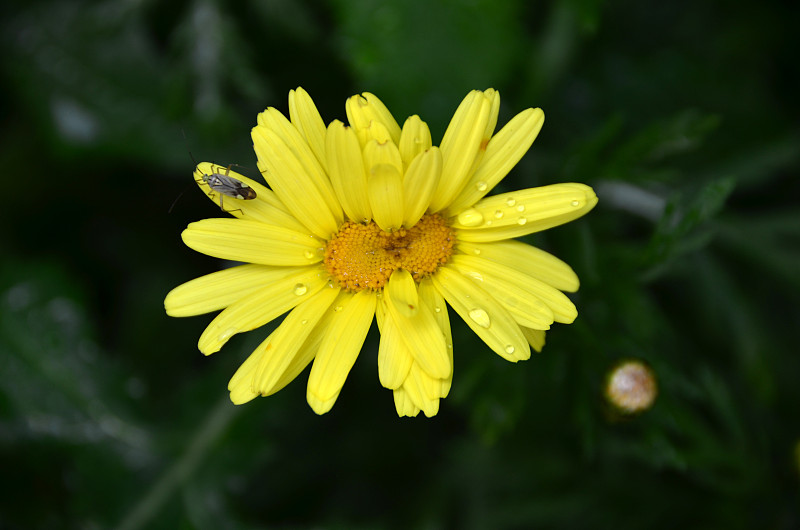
[485,220,493,226]
[304,250,315,259]
[218,327,237,342]
[476,181,488,192]
[434,306,441,313]
[517,217,527,225]
[301,319,308,325]
[505,197,516,207]
[505,344,515,355]
[494,210,503,219]
[468,308,491,328]
[293,283,308,296]
[334,305,343,312]
[457,208,484,227]
[472,248,481,255]
[516,204,525,212]
[571,199,580,207]
[467,272,484,282]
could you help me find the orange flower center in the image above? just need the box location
[324,214,455,291]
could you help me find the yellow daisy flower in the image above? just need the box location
[165,87,597,417]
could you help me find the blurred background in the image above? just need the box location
[1,0,799,528]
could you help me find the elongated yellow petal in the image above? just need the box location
[260,294,340,397]
[197,266,329,354]
[448,108,545,213]
[181,219,323,266]
[449,255,554,329]
[367,163,404,232]
[256,110,341,220]
[228,341,265,404]
[398,115,432,169]
[521,327,546,352]
[457,240,579,292]
[166,264,292,317]
[193,163,307,231]
[393,387,421,417]
[402,362,440,417]
[251,285,339,393]
[307,290,376,414]
[451,254,576,323]
[326,120,371,222]
[432,266,529,362]
[452,184,598,242]
[288,87,328,172]
[430,91,492,212]
[252,124,341,238]
[377,300,413,389]
[345,92,401,145]
[418,278,453,398]
[402,147,442,228]
[385,270,450,378]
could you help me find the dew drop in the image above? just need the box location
[301,319,308,325]
[293,283,308,296]
[303,250,315,259]
[434,306,442,313]
[457,208,484,227]
[485,220,493,226]
[468,308,491,328]
[334,305,343,312]
[467,272,484,282]
[517,217,527,225]
[218,327,237,342]
[476,181,488,192]
[516,204,525,212]
[472,248,481,255]
[505,197,516,207]
[571,199,580,207]
[504,344,516,355]
[494,210,504,219]
[446,342,453,350]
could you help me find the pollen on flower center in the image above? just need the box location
[324,214,455,291]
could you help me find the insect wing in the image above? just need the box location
[206,173,257,200]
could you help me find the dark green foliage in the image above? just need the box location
[1,0,798,528]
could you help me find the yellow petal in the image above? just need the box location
[448,108,545,213]
[398,115,432,169]
[228,340,267,404]
[288,87,328,172]
[385,270,450,379]
[402,147,442,228]
[181,218,323,266]
[430,90,492,212]
[457,240,579,292]
[418,278,453,398]
[451,254,576,324]
[253,286,340,394]
[326,120,372,223]
[402,362,441,417]
[432,266,530,362]
[165,264,292,317]
[377,300,413,389]
[260,295,339,397]
[193,163,307,232]
[345,92,401,145]
[367,163,404,232]
[448,255,554,329]
[252,124,341,238]
[197,266,329,354]
[452,183,598,242]
[306,290,376,414]
[521,327,546,352]
[393,387,421,417]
